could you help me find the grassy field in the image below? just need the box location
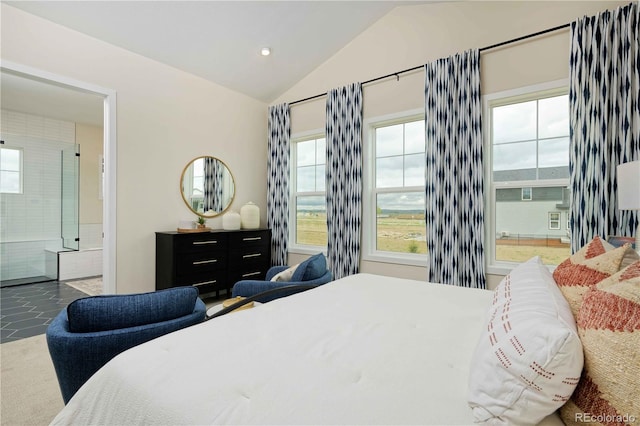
[496,245,569,265]
[297,213,569,264]
[297,213,427,253]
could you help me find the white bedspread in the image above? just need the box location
[51,273,564,425]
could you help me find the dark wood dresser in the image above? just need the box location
[155,228,271,297]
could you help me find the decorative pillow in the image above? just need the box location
[291,253,327,281]
[603,238,640,269]
[270,264,299,282]
[560,260,640,426]
[468,256,584,425]
[553,236,630,318]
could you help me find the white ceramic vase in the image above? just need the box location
[240,202,260,229]
[222,211,241,230]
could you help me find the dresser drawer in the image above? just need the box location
[229,246,269,268]
[176,251,227,275]
[176,233,228,253]
[174,271,227,295]
[228,230,270,247]
[228,267,269,284]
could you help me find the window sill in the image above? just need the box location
[288,245,327,257]
[361,252,427,268]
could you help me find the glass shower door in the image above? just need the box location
[61,144,80,250]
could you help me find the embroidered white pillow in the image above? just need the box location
[270,264,299,282]
[468,256,584,425]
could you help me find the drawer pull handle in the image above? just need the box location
[193,241,218,245]
[243,237,262,241]
[242,271,261,278]
[193,259,218,265]
[243,253,261,259]
[193,280,217,286]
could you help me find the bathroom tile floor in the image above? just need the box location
[0,281,89,344]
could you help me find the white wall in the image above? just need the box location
[1,4,268,293]
[276,1,629,285]
[76,123,103,225]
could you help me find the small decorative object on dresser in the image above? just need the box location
[196,216,207,229]
[222,211,241,230]
[177,216,210,233]
[240,202,260,229]
[155,229,271,297]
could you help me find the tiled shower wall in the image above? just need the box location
[1,110,75,281]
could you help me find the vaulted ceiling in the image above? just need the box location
[2,1,432,125]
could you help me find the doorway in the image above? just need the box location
[0,62,117,294]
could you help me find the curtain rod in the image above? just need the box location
[288,22,571,107]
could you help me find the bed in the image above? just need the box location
[51,272,569,425]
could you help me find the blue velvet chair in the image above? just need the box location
[232,253,332,303]
[46,286,206,404]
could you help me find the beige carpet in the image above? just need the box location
[64,277,102,296]
[0,334,63,425]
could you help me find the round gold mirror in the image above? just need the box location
[180,156,235,217]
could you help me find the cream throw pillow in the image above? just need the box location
[270,264,299,282]
[468,257,584,425]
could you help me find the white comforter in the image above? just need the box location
[51,273,562,425]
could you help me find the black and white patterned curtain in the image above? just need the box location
[569,2,639,252]
[424,49,485,289]
[326,83,363,280]
[203,157,223,212]
[267,103,291,266]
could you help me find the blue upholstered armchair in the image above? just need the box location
[232,253,332,303]
[46,286,206,404]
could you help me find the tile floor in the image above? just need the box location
[0,281,89,344]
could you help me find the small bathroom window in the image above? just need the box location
[0,147,23,194]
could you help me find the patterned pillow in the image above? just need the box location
[603,238,640,268]
[468,256,584,425]
[553,236,630,318]
[559,260,640,426]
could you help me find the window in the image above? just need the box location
[487,81,571,269]
[0,147,23,194]
[292,136,327,248]
[372,118,426,256]
[548,212,561,230]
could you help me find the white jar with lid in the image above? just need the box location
[240,202,260,229]
[222,211,241,230]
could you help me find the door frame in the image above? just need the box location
[1,60,117,294]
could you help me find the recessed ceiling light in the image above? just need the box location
[260,47,271,56]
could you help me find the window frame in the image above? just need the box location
[288,130,328,256]
[0,146,24,194]
[521,187,532,201]
[362,108,427,267]
[548,212,561,230]
[484,79,570,275]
